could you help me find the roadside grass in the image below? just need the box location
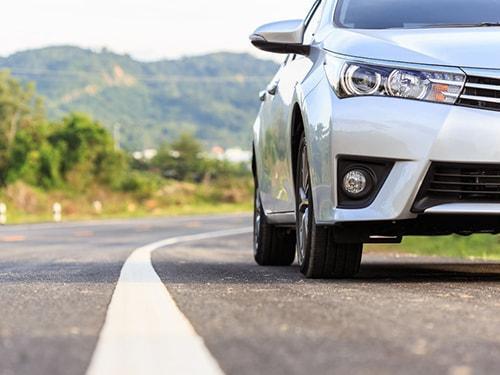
[368,235,500,261]
[1,202,253,225]
[0,179,253,224]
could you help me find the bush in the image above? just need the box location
[151,133,251,182]
[152,133,204,181]
[120,171,162,199]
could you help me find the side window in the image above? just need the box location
[303,0,324,45]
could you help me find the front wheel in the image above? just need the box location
[295,134,363,279]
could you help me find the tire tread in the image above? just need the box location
[254,198,296,266]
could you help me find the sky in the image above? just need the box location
[1,0,313,61]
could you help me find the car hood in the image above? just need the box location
[324,27,500,69]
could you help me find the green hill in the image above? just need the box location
[0,46,278,150]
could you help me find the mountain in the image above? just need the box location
[0,46,279,150]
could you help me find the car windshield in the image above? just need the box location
[335,0,500,29]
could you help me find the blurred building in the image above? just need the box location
[209,147,252,163]
[132,149,158,160]
[223,148,252,163]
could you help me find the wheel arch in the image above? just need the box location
[252,143,257,179]
[291,103,305,191]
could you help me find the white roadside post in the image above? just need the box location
[93,200,103,214]
[0,203,6,225]
[53,202,62,222]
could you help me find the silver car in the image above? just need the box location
[250,0,500,278]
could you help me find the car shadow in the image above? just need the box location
[353,262,500,283]
[152,259,500,285]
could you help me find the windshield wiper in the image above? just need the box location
[423,22,500,28]
[478,22,500,27]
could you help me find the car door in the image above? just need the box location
[258,0,325,216]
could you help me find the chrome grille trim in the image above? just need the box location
[460,94,500,104]
[465,82,500,91]
[457,74,500,111]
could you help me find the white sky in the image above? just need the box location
[1,0,314,61]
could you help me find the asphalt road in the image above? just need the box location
[0,214,499,375]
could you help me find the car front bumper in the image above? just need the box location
[303,78,500,225]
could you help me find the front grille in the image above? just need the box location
[457,75,500,112]
[413,163,500,212]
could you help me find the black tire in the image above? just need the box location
[253,187,296,266]
[295,134,363,279]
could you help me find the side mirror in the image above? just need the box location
[250,19,310,56]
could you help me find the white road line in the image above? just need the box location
[86,227,253,375]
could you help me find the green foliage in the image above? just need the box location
[0,70,44,184]
[0,71,252,215]
[120,171,162,200]
[0,99,130,191]
[151,133,251,182]
[202,158,251,181]
[400,235,500,260]
[0,46,278,150]
[7,123,55,187]
[48,113,128,189]
[152,133,204,181]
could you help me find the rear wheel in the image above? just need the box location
[295,134,363,279]
[253,187,296,266]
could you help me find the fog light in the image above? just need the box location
[342,169,373,198]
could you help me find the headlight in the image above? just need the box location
[325,54,465,104]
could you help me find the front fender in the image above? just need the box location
[300,76,337,223]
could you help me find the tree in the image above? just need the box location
[6,123,63,188]
[48,113,128,190]
[152,133,204,181]
[0,70,44,184]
